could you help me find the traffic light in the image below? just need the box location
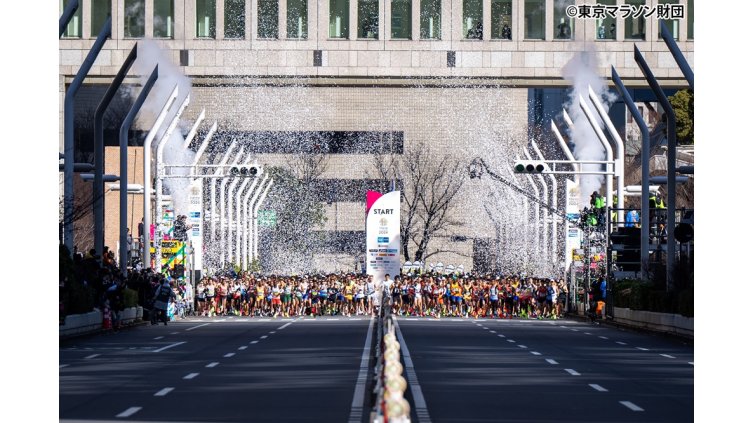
[230,166,260,177]
[513,160,548,173]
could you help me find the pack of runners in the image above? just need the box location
[192,273,569,319]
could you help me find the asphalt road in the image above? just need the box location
[60,316,375,423]
[60,316,693,423]
[394,316,694,423]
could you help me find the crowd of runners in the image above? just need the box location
[192,273,569,319]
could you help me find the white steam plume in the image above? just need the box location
[131,39,195,216]
[561,47,616,205]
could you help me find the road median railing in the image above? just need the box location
[371,289,412,423]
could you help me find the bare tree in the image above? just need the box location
[373,141,467,262]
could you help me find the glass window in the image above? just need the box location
[60,0,82,38]
[491,0,512,40]
[358,0,379,39]
[595,0,614,40]
[463,0,483,39]
[524,0,544,40]
[124,0,145,38]
[553,0,574,40]
[287,0,307,39]
[153,0,174,38]
[658,0,679,40]
[225,0,245,39]
[329,0,349,38]
[258,0,279,38]
[196,0,216,38]
[90,0,111,36]
[391,0,411,39]
[624,0,645,40]
[420,0,441,39]
[687,0,693,40]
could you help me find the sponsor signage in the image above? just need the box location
[366,190,401,281]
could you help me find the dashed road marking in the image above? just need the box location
[238,346,248,350]
[206,362,219,368]
[589,384,608,392]
[60,364,69,369]
[116,407,142,418]
[153,342,186,353]
[224,353,235,358]
[599,336,608,340]
[154,387,174,397]
[530,352,541,356]
[507,339,516,343]
[497,334,506,338]
[269,331,276,334]
[84,354,100,360]
[278,322,293,330]
[251,340,259,344]
[660,354,676,359]
[636,347,649,351]
[153,336,164,340]
[489,330,496,334]
[565,369,581,376]
[546,359,558,365]
[620,401,644,411]
[183,373,199,379]
[688,362,694,365]
[518,345,527,349]
[185,323,210,331]
[616,341,627,345]
[260,335,268,339]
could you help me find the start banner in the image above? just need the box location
[365,190,401,282]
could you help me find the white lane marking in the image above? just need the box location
[620,401,644,411]
[60,364,69,369]
[278,322,293,330]
[584,332,593,335]
[170,332,180,335]
[616,341,627,345]
[183,373,199,380]
[153,336,164,340]
[660,354,676,359]
[348,317,375,423]
[530,352,542,356]
[84,354,100,359]
[206,362,219,368]
[250,340,259,344]
[349,318,363,321]
[560,326,568,328]
[238,346,248,350]
[153,342,186,353]
[507,339,516,343]
[571,329,579,332]
[565,369,581,376]
[489,330,497,334]
[154,387,174,397]
[269,331,276,334]
[599,336,608,340]
[636,347,649,351]
[260,335,268,339]
[546,359,559,365]
[185,323,210,331]
[589,384,608,392]
[394,320,433,423]
[224,353,235,358]
[329,318,340,321]
[259,319,271,322]
[518,345,527,349]
[481,327,488,330]
[116,407,142,418]
[497,334,506,338]
[128,347,136,350]
[688,362,694,365]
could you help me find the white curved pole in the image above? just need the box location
[531,140,558,276]
[253,179,274,261]
[240,176,262,270]
[190,121,217,171]
[524,149,548,269]
[141,85,178,268]
[246,175,269,267]
[182,108,205,149]
[551,119,579,177]
[209,141,238,242]
[153,94,190,272]
[227,155,253,266]
[219,151,244,267]
[579,95,614,212]
[516,154,540,262]
[588,85,625,225]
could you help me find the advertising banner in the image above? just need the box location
[366,190,401,282]
[189,179,203,271]
[565,179,582,271]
